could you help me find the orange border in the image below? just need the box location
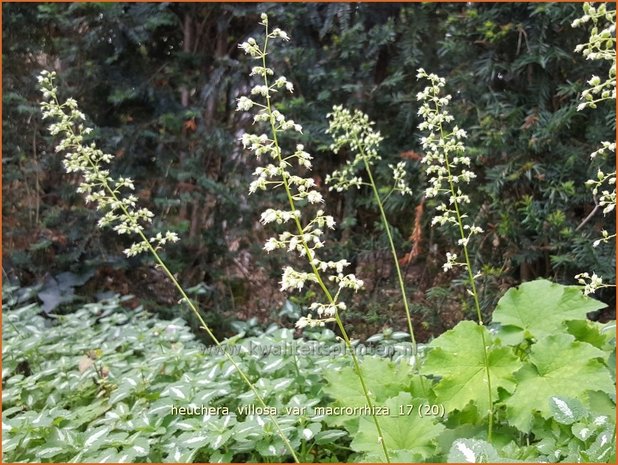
[0,2,616,465]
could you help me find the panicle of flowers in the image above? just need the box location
[574,272,613,296]
[326,105,419,353]
[237,16,363,330]
[573,3,616,247]
[325,105,412,196]
[416,68,483,268]
[572,3,616,111]
[417,69,494,437]
[38,71,179,258]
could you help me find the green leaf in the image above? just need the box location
[176,431,210,450]
[82,448,120,463]
[505,333,614,432]
[572,422,594,441]
[535,436,556,456]
[163,383,191,401]
[209,450,234,463]
[447,438,500,463]
[350,392,444,462]
[582,428,615,462]
[164,446,197,463]
[35,445,66,459]
[208,430,232,450]
[492,280,606,344]
[324,357,419,407]
[300,422,321,441]
[114,448,137,463]
[421,321,522,415]
[566,320,615,350]
[83,426,112,450]
[314,429,349,444]
[256,438,288,457]
[128,437,150,457]
[548,396,586,425]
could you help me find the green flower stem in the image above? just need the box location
[57,103,300,463]
[354,138,418,358]
[431,92,494,441]
[260,30,392,464]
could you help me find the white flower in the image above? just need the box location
[443,252,458,272]
[295,316,310,329]
[307,190,323,204]
[264,238,280,252]
[575,272,605,296]
[271,28,290,41]
[260,209,278,224]
[251,85,269,97]
[236,96,254,111]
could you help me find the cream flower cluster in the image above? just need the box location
[416,68,483,269]
[574,272,608,296]
[325,105,412,196]
[573,3,616,247]
[572,3,616,111]
[38,71,179,257]
[572,3,616,296]
[237,15,363,329]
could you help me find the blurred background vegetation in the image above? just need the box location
[3,2,615,342]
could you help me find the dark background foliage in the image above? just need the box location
[3,2,615,341]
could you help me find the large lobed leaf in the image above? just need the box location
[505,333,614,432]
[421,321,522,416]
[324,357,422,407]
[492,279,606,344]
[351,392,444,462]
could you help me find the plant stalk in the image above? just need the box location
[357,141,418,359]
[259,30,392,464]
[432,91,494,441]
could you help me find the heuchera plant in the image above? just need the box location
[325,106,418,357]
[236,14,392,462]
[34,5,614,463]
[415,68,496,438]
[38,70,300,462]
[572,2,616,296]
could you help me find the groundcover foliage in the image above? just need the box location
[2,288,352,463]
[2,279,615,463]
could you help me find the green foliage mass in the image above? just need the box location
[504,333,613,432]
[1,287,352,463]
[323,279,615,462]
[2,285,614,462]
[493,279,608,343]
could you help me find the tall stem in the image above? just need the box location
[357,143,418,359]
[259,31,391,464]
[432,93,494,441]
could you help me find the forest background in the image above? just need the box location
[3,1,616,342]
